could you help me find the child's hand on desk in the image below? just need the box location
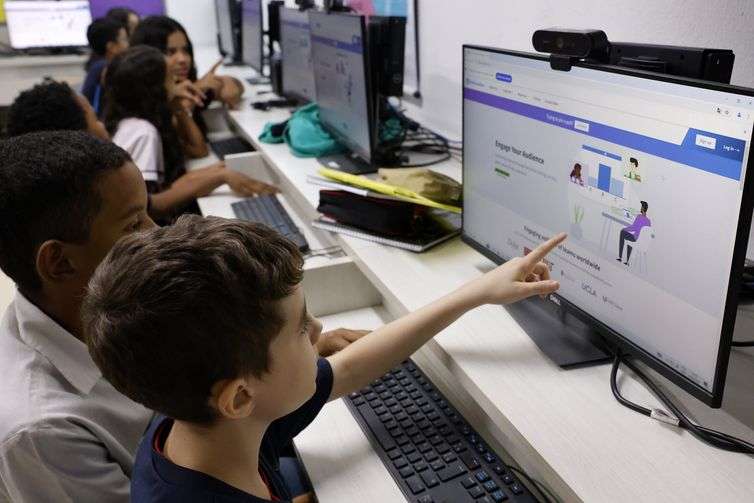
[223,170,279,196]
[460,232,566,306]
[317,328,370,357]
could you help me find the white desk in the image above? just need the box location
[0,54,88,106]
[193,48,754,503]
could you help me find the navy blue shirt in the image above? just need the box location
[131,358,334,502]
[82,59,107,115]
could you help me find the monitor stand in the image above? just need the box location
[317,153,376,175]
[505,295,613,368]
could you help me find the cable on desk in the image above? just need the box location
[610,352,754,454]
[731,340,754,347]
[507,465,559,503]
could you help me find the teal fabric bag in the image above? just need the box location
[258,103,345,157]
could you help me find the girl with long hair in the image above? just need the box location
[104,46,274,221]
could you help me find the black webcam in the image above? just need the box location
[532,28,609,60]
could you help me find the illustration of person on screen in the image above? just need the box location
[625,157,642,181]
[617,200,651,265]
[570,163,584,186]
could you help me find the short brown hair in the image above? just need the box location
[83,215,304,424]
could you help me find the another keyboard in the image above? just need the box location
[345,360,539,503]
[231,196,309,252]
[210,136,255,159]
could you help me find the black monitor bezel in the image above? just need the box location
[241,0,264,73]
[309,11,375,165]
[461,44,754,408]
[279,6,316,104]
[214,0,234,57]
[6,0,92,50]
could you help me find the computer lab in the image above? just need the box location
[0,1,753,502]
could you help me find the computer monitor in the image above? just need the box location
[6,0,92,49]
[89,0,165,18]
[310,11,374,173]
[215,0,242,63]
[462,45,754,407]
[280,7,316,103]
[241,0,264,73]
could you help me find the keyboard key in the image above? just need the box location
[491,464,505,475]
[430,392,442,401]
[417,442,432,453]
[479,497,493,503]
[414,461,429,472]
[424,451,439,462]
[468,485,485,498]
[483,480,499,492]
[460,453,481,470]
[405,426,420,437]
[410,434,425,445]
[399,466,414,478]
[420,404,434,414]
[386,448,401,460]
[461,476,477,489]
[436,462,467,482]
[417,496,434,503]
[416,419,432,430]
[399,418,413,429]
[428,435,444,446]
[405,476,425,495]
[395,435,410,446]
[453,444,468,453]
[430,459,445,471]
[483,453,497,464]
[383,419,398,429]
[510,483,524,495]
[491,490,508,502]
[475,470,490,482]
[420,471,440,488]
[352,396,365,406]
[468,435,479,445]
[393,457,408,469]
[436,443,451,455]
[442,452,457,463]
[401,444,416,455]
[407,452,423,463]
[502,474,514,485]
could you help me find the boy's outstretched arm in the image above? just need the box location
[328,233,567,401]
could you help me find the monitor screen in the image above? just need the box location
[89,0,164,18]
[241,0,263,72]
[215,0,235,57]
[462,46,754,404]
[280,7,315,103]
[310,11,372,163]
[6,0,92,49]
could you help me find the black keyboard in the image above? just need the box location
[231,196,309,252]
[210,136,255,159]
[345,360,539,503]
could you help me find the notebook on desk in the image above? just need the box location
[312,212,461,253]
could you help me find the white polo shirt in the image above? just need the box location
[0,292,154,502]
[112,117,165,184]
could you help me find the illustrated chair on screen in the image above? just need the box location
[627,229,654,274]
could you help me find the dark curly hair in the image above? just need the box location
[7,81,87,137]
[0,131,131,293]
[103,45,185,185]
[130,15,198,81]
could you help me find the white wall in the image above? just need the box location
[165,0,218,46]
[413,0,754,138]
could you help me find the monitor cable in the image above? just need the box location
[610,352,754,454]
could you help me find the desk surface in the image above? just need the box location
[194,46,754,503]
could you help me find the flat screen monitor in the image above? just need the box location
[6,0,92,49]
[241,0,263,73]
[215,0,235,58]
[310,11,373,164]
[280,7,315,103]
[462,45,754,407]
[89,0,164,18]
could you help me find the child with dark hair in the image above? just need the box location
[83,17,130,113]
[132,15,245,157]
[0,131,155,501]
[104,45,275,221]
[106,6,140,37]
[84,215,565,502]
[8,80,109,140]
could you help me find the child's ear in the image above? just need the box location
[36,240,77,286]
[212,378,255,419]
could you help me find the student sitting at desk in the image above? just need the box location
[104,46,275,221]
[0,131,156,502]
[131,16,245,158]
[617,200,651,266]
[83,17,130,115]
[83,215,564,502]
[7,80,110,140]
[0,131,369,502]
